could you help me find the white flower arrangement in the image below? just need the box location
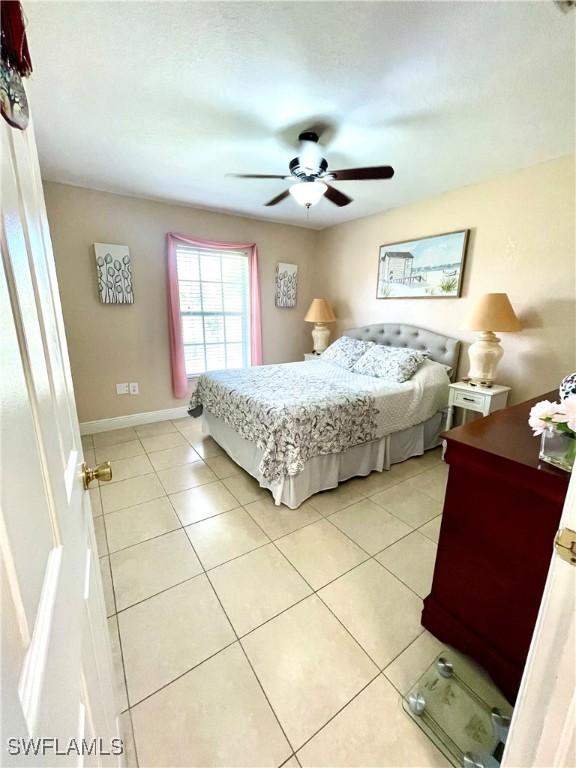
[530,395,576,472]
[528,396,576,437]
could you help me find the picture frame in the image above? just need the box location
[376,229,469,299]
[275,262,298,308]
[94,243,134,304]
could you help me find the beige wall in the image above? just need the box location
[44,183,317,422]
[314,155,575,404]
[46,155,575,424]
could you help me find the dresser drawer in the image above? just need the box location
[453,390,486,410]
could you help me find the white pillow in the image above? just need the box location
[321,336,374,370]
[400,346,431,358]
[352,345,426,382]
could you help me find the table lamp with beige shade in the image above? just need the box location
[304,298,336,354]
[463,292,521,386]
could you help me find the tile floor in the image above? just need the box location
[85,418,502,767]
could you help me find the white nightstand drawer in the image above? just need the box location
[446,381,511,431]
[453,390,486,409]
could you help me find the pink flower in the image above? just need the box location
[528,400,559,435]
[552,396,576,433]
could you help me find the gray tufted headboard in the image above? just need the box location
[344,323,460,381]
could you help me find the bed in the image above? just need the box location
[189,323,460,508]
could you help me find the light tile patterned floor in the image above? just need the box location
[86,417,494,767]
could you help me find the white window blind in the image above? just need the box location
[176,244,250,376]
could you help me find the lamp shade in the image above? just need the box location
[463,293,521,332]
[289,181,327,207]
[304,298,336,323]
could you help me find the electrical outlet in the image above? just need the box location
[116,383,129,395]
[129,382,139,395]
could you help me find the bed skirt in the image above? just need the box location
[203,409,447,509]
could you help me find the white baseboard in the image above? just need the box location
[80,406,190,435]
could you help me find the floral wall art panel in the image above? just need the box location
[275,262,298,308]
[94,243,134,304]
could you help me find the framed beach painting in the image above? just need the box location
[376,229,469,299]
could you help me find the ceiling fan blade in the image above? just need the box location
[228,173,288,179]
[330,166,395,181]
[324,184,353,207]
[264,189,290,206]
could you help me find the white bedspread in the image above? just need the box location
[190,357,449,483]
[298,358,450,436]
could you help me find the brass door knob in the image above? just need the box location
[82,461,112,489]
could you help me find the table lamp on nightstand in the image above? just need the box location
[463,292,521,387]
[304,298,336,354]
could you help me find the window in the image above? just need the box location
[175,244,250,376]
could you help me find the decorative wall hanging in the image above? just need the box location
[94,243,134,304]
[0,1,33,130]
[275,262,298,308]
[377,230,469,299]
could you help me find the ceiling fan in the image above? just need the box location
[229,131,394,208]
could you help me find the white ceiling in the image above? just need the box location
[26,1,574,229]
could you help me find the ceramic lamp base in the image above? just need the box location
[467,331,503,387]
[311,323,331,354]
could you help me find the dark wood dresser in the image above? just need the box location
[422,391,569,703]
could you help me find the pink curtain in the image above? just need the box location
[166,233,263,399]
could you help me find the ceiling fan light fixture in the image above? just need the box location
[289,181,327,208]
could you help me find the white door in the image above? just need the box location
[502,467,576,767]
[1,112,118,765]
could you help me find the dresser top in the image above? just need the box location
[443,390,569,484]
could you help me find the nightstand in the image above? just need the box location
[446,381,511,430]
[304,353,321,361]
